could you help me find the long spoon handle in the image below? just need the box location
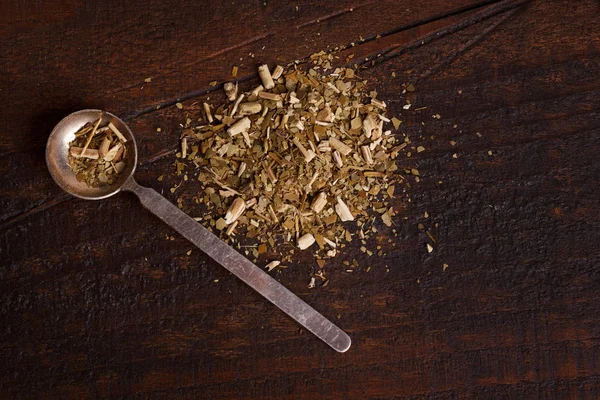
[123,178,351,353]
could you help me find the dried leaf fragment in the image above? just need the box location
[362,114,379,138]
[316,107,334,123]
[114,161,126,174]
[382,213,392,227]
[216,218,227,230]
[104,142,123,162]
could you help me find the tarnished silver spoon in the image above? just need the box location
[46,109,351,352]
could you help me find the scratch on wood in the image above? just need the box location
[113,32,273,96]
[418,7,521,82]
[349,0,504,49]
[142,146,179,165]
[0,192,72,231]
[296,1,376,29]
[353,0,533,69]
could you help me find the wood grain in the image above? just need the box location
[1,0,599,398]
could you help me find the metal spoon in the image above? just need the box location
[46,109,351,353]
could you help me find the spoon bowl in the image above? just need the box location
[45,109,138,200]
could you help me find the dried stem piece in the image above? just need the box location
[225,197,246,224]
[268,204,279,223]
[371,98,387,109]
[258,91,282,101]
[292,137,316,162]
[335,196,354,221]
[262,161,278,184]
[310,192,327,213]
[361,145,373,165]
[265,260,281,271]
[258,64,275,89]
[99,137,111,158]
[227,117,251,136]
[305,172,319,192]
[70,147,99,159]
[231,94,245,117]
[224,82,238,101]
[333,150,343,168]
[297,233,316,250]
[237,162,246,177]
[271,65,284,80]
[226,220,238,236]
[251,85,264,96]
[203,102,214,123]
[181,137,188,158]
[329,137,352,155]
[238,102,262,116]
[108,122,127,143]
[80,117,102,157]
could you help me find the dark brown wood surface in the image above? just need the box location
[1,0,599,398]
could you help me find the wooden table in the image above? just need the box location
[2,1,599,398]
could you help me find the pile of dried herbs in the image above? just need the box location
[68,116,128,187]
[172,52,414,274]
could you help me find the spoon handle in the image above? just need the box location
[123,178,351,353]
